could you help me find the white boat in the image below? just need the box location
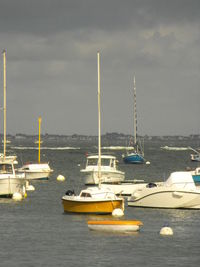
[18,117,53,180]
[18,162,53,180]
[88,220,143,233]
[0,50,26,198]
[0,158,26,197]
[128,171,200,209]
[81,154,125,185]
[62,52,124,214]
[100,179,147,196]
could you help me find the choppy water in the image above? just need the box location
[0,138,200,267]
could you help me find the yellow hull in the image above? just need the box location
[62,198,123,214]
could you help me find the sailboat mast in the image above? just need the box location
[38,117,42,164]
[133,76,137,145]
[97,52,101,182]
[3,50,7,159]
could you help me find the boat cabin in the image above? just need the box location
[164,171,196,190]
[0,162,14,175]
[86,155,118,169]
[80,187,116,199]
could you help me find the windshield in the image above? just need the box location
[87,158,111,167]
[0,164,13,174]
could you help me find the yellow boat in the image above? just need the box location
[88,220,143,232]
[62,186,124,214]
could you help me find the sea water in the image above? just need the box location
[0,138,200,267]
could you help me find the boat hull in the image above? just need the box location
[23,171,51,180]
[62,197,123,214]
[0,178,25,197]
[123,153,144,164]
[83,170,125,185]
[100,182,147,196]
[191,154,200,162]
[193,175,200,183]
[128,188,200,209]
[88,220,143,232]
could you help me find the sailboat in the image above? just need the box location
[18,117,53,180]
[62,52,124,214]
[190,147,200,162]
[122,77,145,164]
[0,50,26,197]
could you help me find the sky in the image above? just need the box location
[0,0,199,136]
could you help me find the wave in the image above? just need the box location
[160,146,190,151]
[102,146,134,150]
[11,146,80,150]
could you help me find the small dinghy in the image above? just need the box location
[87,220,143,233]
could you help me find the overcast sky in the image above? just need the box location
[0,0,199,136]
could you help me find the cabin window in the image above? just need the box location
[101,159,110,166]
[0,164,13,174]
[81,192,92,197]
[88,159,98,166]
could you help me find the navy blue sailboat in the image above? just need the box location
[122,77,145,164]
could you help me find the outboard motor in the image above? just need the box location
[65,190,75,196]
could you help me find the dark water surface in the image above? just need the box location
[0,139,200,267]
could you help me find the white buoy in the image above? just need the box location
[160,226,173,236]
[77,164,81,167]
[112,208,124,217]
[146,161,151,165]
[26,181,35,191]
[12,192,23,201]
[57,175,65,182]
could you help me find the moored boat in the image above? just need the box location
[62,53,124,215]
[122,77,145,164]
[100,179,146,196]
[62,186,124,214]
[18,162,53,180]
[0,159,26,197]
[18,117,53,180]
[88,220,143,232]
[81,154,125,185]
[189,167,200,183]
[128,171,200,209]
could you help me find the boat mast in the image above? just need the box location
[133,76,137,146]
[3,50,7,159]
[97,52,101,185]
[38,117,42,164]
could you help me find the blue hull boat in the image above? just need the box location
[193,175,200,183]
[123,152,145,164]
[122,77,145,165]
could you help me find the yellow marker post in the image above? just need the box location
[38,117,42,163]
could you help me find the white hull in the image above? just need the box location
[23,171,51,180]
[18,163,53,180]
[88,224,140,232]
[100,182,146,196]
[82,170,125,185]
[0,177,25,197]
[128,186,200,209]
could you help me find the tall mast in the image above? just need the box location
[38,117,42,163]
[133,76,137,145]
[3,50,7,159]
[97,52,101,183]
